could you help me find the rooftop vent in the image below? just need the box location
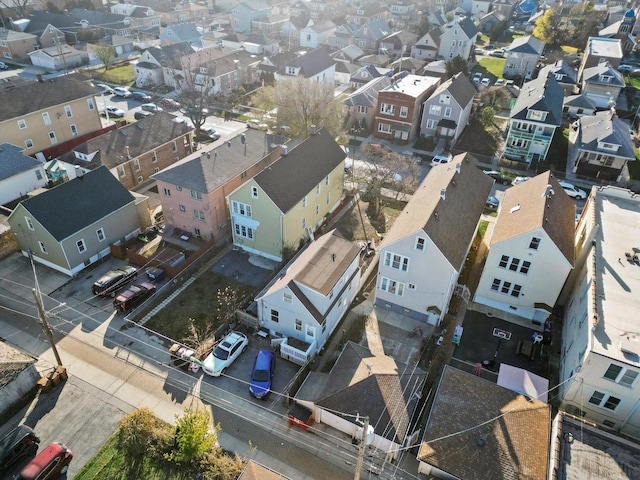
[440,189,446,200]
[510,204,521,213]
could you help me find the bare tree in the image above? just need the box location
[171,57,215,135]
[94,44,116,72]
[0,0,29,18]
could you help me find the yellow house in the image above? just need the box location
[0,73,103,157]
[226,128,346,261]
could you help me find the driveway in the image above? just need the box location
[211,250,278,286]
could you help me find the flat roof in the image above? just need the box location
[592,187,640,364]
[382,73,440,98]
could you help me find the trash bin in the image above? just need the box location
[146,267,166,282]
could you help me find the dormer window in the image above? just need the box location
[597,141,620,152]
[199,67,208,74]
[598,75,612,83]
[554,73,563,81]
[286,66,296,75]
[526,110,548,121]
[439,94,451,104]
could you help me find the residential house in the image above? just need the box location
[539,60,578,95]
[0,143,47,206]
[152,130,288,241]
[410,27,442,61]
[578,37,623,82]
[503,35,545,80]
[559,186,640,439]
[473,171,575,325]
[7,166,149,276]
[300,19,337,48]
[375,154,493,325]
[378,30,418,57]
[599,8,636,53]
[0,28,38,60]
[134,42,195,88]
[274,47,335,83]
[351,19,392,53]
[294,342,426,459]
[108,3,161,34]
[160,22,202,48]
[343,75,393,132]
[387,0,416,27]
[331,44,365,64]
[503,72,563,163]
[420,72,476,148]
[478,10,507,35]
[255,231,361,361]
[374,72,440,145]
[356,53,392,68]
[389,56,426,75]
[59,112,192,190]
[346,3,388,25]
[240,33,280,55]
[0,74,103,158]
[280,16,307,48]
[231,2,272,33]
[417,366,550,479]
[333,61,359,85]
[568,109,635,182]
[492,0,518,19]
[251,12,289,36]
[28,44,84,71]
[437,16,477,61]
[580,62,625,109]
[305,0,347,22]
[563,93,597,119]
[226,128,345,262]
[471,0,493,20]
[349,64,393,89]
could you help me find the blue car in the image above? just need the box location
[249,349,276,399]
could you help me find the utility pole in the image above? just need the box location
[353,416,369,480]
[32,289,63,367]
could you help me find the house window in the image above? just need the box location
[70,124,78,136]
[429,105,442,115]
[604,364,639,387]
[529,237,541,250]
[316,184,321,195]
[444,107,452,118]
[176,186,182,191]
[48,131,57,144]
[380,103,395,115]
[284,292,292,303]
[172,142,177,152]
[270,309,279,323]
[520,261,531,274]
[526,110,547,121]
[588,391,621,411]
[137,176,143,184]
[499,255,509,268]
[64,105,72,118]
[42,112,51,125]
[25,139,34,149]
[251,186,258,198]
[286,66,296,75]
[133,159,141,171]
[321,320,327,333]
[501,281,511,294]
[96,228,105,242]
[38,241,47,254]
[378,123,391,133]
[302,217,307,229]
[163,187,171,197]
[17,119,26,129]
[358,105,367,114]
[25,217,34,230]
[511,285,522,297]
[295,319,302,331]
[407,283,416,291]
[384,252,409,272]
[190,190,202,200]
[76,239,87,254]
[379,276,404,296]
[426,119,437,129]
[151,152,157,163]
[35,170,43,180]
[179,205,185,212]
[193,209,205,221]
[439,94,451,104]
[415,238,425,251]
[306,326,315,337]
[491,278,522,297]
[509,258,520,271]
[326,192,330,205]
[87,98,95,111]
[241,171,247,179]
[325,175,330,186]
[234,223,254,239]
[231,201,252,217]
[302,196,307,207]
[399,106,409,118]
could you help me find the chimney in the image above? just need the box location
[37,74,43,83]
[610,106,616,121]
[125,146,131,159]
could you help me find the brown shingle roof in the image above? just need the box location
[418,366,550,480]
[382,153,493,271]
[490,171,575,266]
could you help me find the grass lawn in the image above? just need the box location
[81,64,135,86]
[561,45,579,54]
[478,33,490,44]
[474,57,506,80]
[455,116,502,157]
[538,128,569,173]
[626,76,640,89]
[629,150,640,179]
[145,271,255,343]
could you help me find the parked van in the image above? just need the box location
[17,442,73,480]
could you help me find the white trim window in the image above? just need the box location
[70,124,78,136]
[383,251,409,272]
[378,123,391,133]
[48,131,57,145]
[234,223,254,239]
[193,209,205,221]
[251,186,258,198]
[64,105,73,118]
[42,112,51,125]
[380,103,395,115]
[96,228,105,242]
[415,238,425,251]
[76,239,87,254]
[603,364,638,387]
[25,139,34,149]
[429,105,442,115]
[399,106,409,118]
[231,201,252,217]
[588,391,621,411]
[190,190,202,200]
[426,119,437,129]
[38,241,48,254]
[379,277,404,296]
[17,119,27,129]
[25,217,34,230]
[87,98,95,111]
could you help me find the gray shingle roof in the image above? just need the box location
[146,42,196,67]
[507,35,545,55]
[254,128,346,213]
[582,62,625,87]
[152,130,288,193]
[577,110,635,160]
[343,75,392,107]
[278,47,335,78]
[509,72,563,126]
[18,166,135,241]
[0,73,100,122]
[539,60,577,85]
[0,143,42,181]
[427,72,476,109]
[382,154,493,271]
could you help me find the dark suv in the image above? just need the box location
[92,266,138,297]
[0,425,40,470]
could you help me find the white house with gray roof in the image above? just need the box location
[568,109,635,182]
[474,172,575,325]
[300,19,336,48]
[503,35,545,81]
[411,27,442,61]
[559,186,640,440]
[540,60,578,95]
[375,154,493,325]
[578,37,623,82]
[581,62,625,109]
[7,166,147,276]
[0,143,47,206]
[343,75,393,132]
[160,22,202,48]
[274,47,335,82]
[437,16,477,61]
[420,72,476,147]
[504,72,564,163]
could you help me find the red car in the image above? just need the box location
[160,97,181,110]
[113,282,156,312]
[18,442,72,480]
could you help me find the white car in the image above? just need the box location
[559,181,587,200]
[104,106,125,118]
[202,331,248,377]
[472,72,482,83]
[430,154,453,167]
[112,86,132,98]
[481,77,491,87]
[618,64,633,72]
[512,176,530,185]
[0,61,9,70]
